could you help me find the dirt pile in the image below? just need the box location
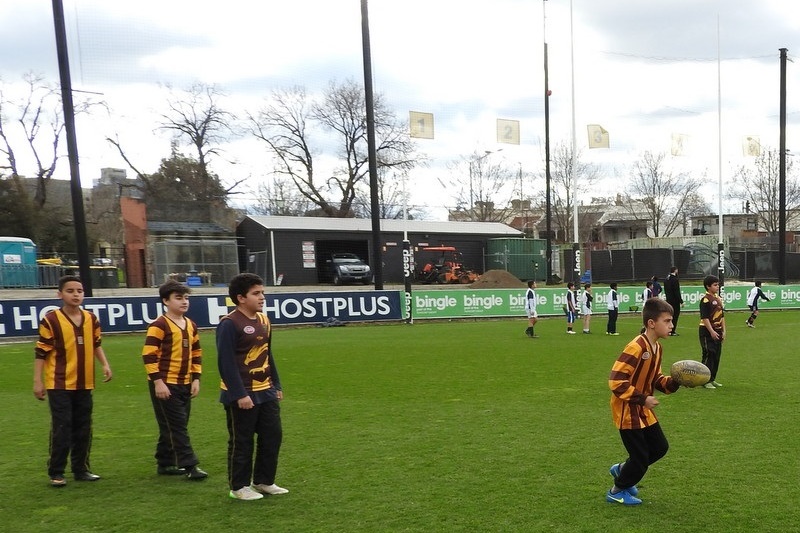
[470,269,526,289]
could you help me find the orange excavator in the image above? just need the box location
[416,246,480,284]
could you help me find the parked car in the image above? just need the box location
[328,253,372,285]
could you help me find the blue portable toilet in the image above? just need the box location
[0,237,38,287]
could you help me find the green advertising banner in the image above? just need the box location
[411,284,795,320]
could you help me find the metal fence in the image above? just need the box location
[152,239,239,287]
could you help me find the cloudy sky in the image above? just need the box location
[1,0,798,219]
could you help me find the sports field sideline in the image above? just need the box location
[1,310,798,532]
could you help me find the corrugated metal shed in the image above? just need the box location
[247,215,521,236]
[238,215,522,286]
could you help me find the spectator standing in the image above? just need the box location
[606,283,620,336]
[664,267,683,336]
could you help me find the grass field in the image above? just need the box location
[1,310,798,532]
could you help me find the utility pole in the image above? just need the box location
[52,0,93,295]
[543,0,553,284]
[360,0,383,289]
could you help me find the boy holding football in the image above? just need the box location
[33,275,113,487]
[606,298,680,505]
[217,273,288,501]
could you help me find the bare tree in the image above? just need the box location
[623,151,702,237]
[545,142,599,242]
[0,72,102,251]
[729,148,800,235]
[353,168,425,220]
[448,152,515,222]
[107,83,242,203]
[158,83,243,201]
[0,73,64,207]
[249,79,419,217]
[250,176,313,216]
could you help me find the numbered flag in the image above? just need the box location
[496,119,520,145]
[409,111,434,139]
[671,133,689,156]
[587,124,609,148]
[743,136,760,157]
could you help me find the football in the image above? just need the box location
[670,360,711,388]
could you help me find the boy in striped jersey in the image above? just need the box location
[34,275,113,487]
[606,298,680,505]
[141,280,207,480]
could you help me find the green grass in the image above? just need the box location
[1,311,799,532]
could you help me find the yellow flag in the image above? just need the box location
[671,133,688,156]
[587,124,609,149]
[409,111,434,139]
[743,136,760,157]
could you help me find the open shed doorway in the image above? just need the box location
[315,239,370,283]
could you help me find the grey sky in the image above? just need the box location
[1,0,797,217]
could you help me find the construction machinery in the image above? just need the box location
[415,246,480,284]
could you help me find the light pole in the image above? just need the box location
[543,0,553,283]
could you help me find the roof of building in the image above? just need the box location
[147,221,233,235]
[245,215,522,236]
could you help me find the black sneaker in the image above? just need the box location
[157,465,187,476]
[74,471,101,481]
[186,466,208,480]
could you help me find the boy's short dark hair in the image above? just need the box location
[670,266,678,274]
[704,275,720,289]
[527,280,535,288]
[228,273,265,302]
[584,283,591,289]
[159,279,190,301]
[58,275,82,291]
[567,282,575,289]
[642,298,674,325]
[646,281,653,288]
[754,280,762,287]
[610,282,618,290]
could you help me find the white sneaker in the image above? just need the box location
[567,330,576,335]
[703,382,716,389]
[712,381,723,387]
[252,483,289,495]
[229,486,264,500]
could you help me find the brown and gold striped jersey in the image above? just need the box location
[699,292,725,330]
[142,315,202,384]
[35,308,102,390]
[609,334,678,430]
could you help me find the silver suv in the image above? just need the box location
[329,253,372,285]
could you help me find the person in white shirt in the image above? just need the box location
[524,280,538,338]
[642,281,653,302]
[606,283,620,336]
[581,283,593,333]
[745,281,770,328]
